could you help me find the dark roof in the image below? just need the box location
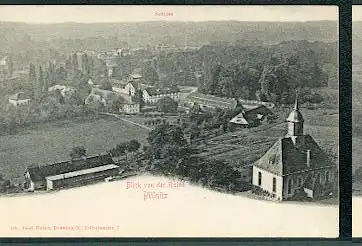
[186,92,237,109]
[26,154,115,182]
[253,135,334,176]
[230,105,273,125]
[144,86,180,96]
[243,105,273,115]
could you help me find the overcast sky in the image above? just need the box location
[0,6,338,23]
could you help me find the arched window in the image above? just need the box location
[258,172,262,186]
[272,177,277,192]
[325,171,330,183]
[298,176,303,187]
[288,179,292,194]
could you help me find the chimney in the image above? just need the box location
[306,150,311,167]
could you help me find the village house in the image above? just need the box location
[48,85,77,97]
[112,79,137,97]
[185,92,238,110]
[119,101,140,114]
[24,154,120,191]
[229,104,274,128]
[85,88,119,107]
[128,74,143,82]
[142,87,180,104]
[87,79,101,88]
[8,92,31,106]
[251,95,337,201]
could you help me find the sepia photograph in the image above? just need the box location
[0,5,339,237]
[353,5,362,238]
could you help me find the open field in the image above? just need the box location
[197,108,338,170]
[0,116,150,184]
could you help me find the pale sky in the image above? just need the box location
[0,5,338,23]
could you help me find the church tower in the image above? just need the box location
[286,91,304,138]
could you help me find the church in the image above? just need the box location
[251,94,337,201]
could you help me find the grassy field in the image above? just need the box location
[0,115,150,184]
[197,108,338,170]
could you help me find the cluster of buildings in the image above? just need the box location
[185,92,275,128]
[86,73,181,115]
[21,87,336,201]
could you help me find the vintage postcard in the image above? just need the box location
[0,5,339,237]
[353,5,362,238]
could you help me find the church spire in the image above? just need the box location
[293,89,299,111]
[287,90,304,137]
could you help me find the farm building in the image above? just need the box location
[185,92,237,110]
[128,74,143,82]
[48,85,77,98]
[112,80,137,97]
[24,154,120,191]
[85,88,120,107]
[8,92,31,106]
[251,95,337,201]
[229,105,273,128]
[143,87,180,104]
[120,102,140,114]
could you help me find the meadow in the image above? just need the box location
[0,115,150,183]
[198,107,339,170]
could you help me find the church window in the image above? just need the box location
[258,172,262,186]
[288,179,292,194]
[272,177,276,192]
[325,171,330,183]
[298,176,303,187]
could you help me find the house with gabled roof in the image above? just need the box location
[142,86,180,104]
[251,93,337,201]
[229,104,273,128]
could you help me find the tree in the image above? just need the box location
[7,56,13,77]
[38,66,45,95]
[70,146,87,159]
[127,139,141,153]
[157,96,178,113]
[29,63,37,83]
[100,79,113,90]
[72,53,79,70]
[147,124,189,161]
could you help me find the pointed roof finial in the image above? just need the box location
[294,89,299,111]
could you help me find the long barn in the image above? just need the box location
[24,154,120,191]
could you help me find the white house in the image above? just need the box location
[120,102,140,114]
[48,85,77,97]
[142,87,180,104]
[129,74,143,82]
[112,81,136,97]
[251,95,337,201]
[8,92,31,106]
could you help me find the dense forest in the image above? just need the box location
[153,40,337,104]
